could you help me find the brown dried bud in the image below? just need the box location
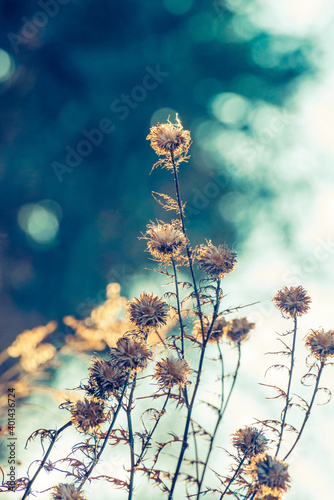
[273,285,311,318]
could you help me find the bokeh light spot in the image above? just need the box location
[0,49,14,82]
[210,92,250,126]
[18,200,62,245]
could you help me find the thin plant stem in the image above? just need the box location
[21,421,72,500]
[168,279,221,500]
[171,257,185,357]
[219,454,247,499]
[126,375,137,500]
[196,341,225,499]
[77,374,130,492]
[170,150,205,340]
[283,360,325,461]
[223,342,241,414]
[275,316,297,458]
[135,389,171,467]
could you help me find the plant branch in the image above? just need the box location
[21,421,72,500]
[127,375,137,500]
[283,360,325,460]
[275,316,297,458]
[77,374,130,492]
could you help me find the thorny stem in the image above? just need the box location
[135,389,171,467]
[127,375,137,500]
[170,151,205,341]
[196,342,225,499]
[21,421,72,500]
[198,343,241,499]
[223,342,241,415]
[168,279,221,499]
[283,360,325,461]
[171,257,185,358]
[77,374,130,492]
[219,454,247,499]
[275,316,297,458]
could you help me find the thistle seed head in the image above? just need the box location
[126,292,169,329]
[273,286,311,318]
[154,357,190,388]
[305,328,334,361]
[197,242,237,280]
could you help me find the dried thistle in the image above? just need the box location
[250,453,290,498]
[273,286,311,318]
[305,328,334,361]
[110,336,152,372]
[232,427,268,457]
[143,221,186,262]
[126,291,169,328]
[50,483,86,500]
[226,317,255,343]
[70,398,106,434]
[146,114,191,159]
[193,316,230,343]
[197,241,237,280]
[88,358,128,399]
[154,357,190,388]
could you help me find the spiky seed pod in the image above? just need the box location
[193,316,231,343]
[88,358,128,399]
[110,336,152,372]
[250,454,290,498]
[305,328,334,361]
[197,241,237,280]
[226,317,255,343]
[50,484,86,500]
[144,222,186,262]
[272,285,311,318]
[146,114,191,158]
[154,357,190,388]
[231,427,268,457]
[70,398,106,434]
[255,494,281,500]
[126,292,169,328]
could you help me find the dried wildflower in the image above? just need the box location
[144,221,186,262]
[232,427,268,457]
[88,358,128,399]
[226,317,255,343]
[197,241,237,280]
[111,336,152,372]
[147,114,191,158]
[305,328,334,361]
[51,483,86,500]
[256,495,281,500]
[154,357,190,388]
[273,285,311,318]
[250,453,290,498]
[127,291,169,328]
[193,316,230,343]
[70,398,106,433]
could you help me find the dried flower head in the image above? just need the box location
[273,285,311,318]
[51,484,86,500]
[111,336,152,372]
[232,427,269,457]
[144,222,186,262]
[154,357,190,388]
[147,114,191,158]
[250,453,290,498]
[226,317,255,343]
[197,241,237,280]
[193,316,230,343]
[305,328,334,361]
[127,292,169,328]
[70,398,106,433]
[88,358,128,399]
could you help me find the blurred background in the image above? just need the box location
[1,0,334,498]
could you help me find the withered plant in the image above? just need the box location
[1,115,333,500]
